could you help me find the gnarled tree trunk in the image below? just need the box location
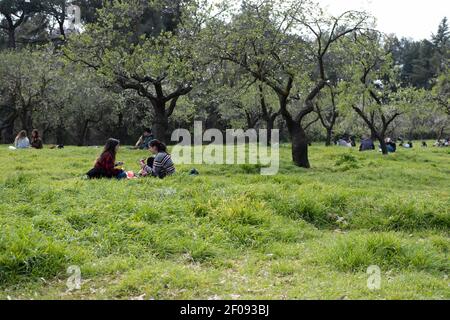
[152,100,170,144]
[287,120,310,168]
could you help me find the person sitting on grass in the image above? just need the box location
[337,137,351,147]
[14,130,30,149]
[139,139,175,179]
[385,138,397,153]
[30,129,43,149]
[359,136,375,151]
[133,128,154,150]
[87,138,127,179]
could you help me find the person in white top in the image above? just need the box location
[14,130,30,149]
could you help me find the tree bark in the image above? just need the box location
[266,116,276,144]
[56,124,65,145]
[0,103,17,143]
[77,120,90,146]
[437,127,445,141]
[325,128,333,146]
[289,122,310,168]
[20,109,33,135]
[1,124,15,144]
[258,84,278,144]
[8,29,16,49]
[152,101,169,144]
[279,91,315,168]
[379,138,388,155]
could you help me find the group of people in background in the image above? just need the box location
[358,137,398,153]
[335,136,356,148]
[336,135,448,153]
[8,127,448,180]
[13,130,43,149]
[433,139,450,147]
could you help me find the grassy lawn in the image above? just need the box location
[0,143,449,300]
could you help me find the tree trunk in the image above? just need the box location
[279,93,311,168]
[152,102,169,144]
[56,124,65,145]
[325,128,332,146]
[1,124,15,144]
[437,127,445,141]
[59,20,66,40]
[0,103,17,143]
[379,138,388,155]
[78,120,90,146]
[20,110,33,135]
[290,123,310,168]
[115,112,129,142]
[266,117,275,144]
[8,29,16,49]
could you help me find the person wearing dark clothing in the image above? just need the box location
[30,129,43,149]
[87,138,126,179]
[360,137,375,151]
[134,128,154,150]
[386,139,397,153]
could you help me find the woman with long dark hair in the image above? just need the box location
[139,139,175,179]
[30,129,43,149]
[87,138,127,179]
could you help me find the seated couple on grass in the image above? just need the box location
[86,138,175,180]
[12,130,43,149]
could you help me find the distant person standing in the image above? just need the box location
[14,130,30,149]
[133,128,154,150]
[30,129,43,149]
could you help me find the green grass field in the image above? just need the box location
[0,144,449,300]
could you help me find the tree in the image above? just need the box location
[432,17,449,55]
[34,60,120,145]
[41,0,71,41]
[65,0,203,142]
[258,84,279,142]
[0,0,43,49]
[0,49,54,134]
[340,34,422,154]
[316,85,339,146]
[433,70,450,116]
[72,0,104,24]
[205,0,370,167]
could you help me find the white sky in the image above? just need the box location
[318,0,449,40]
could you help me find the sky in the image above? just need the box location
[318,0,449,40]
